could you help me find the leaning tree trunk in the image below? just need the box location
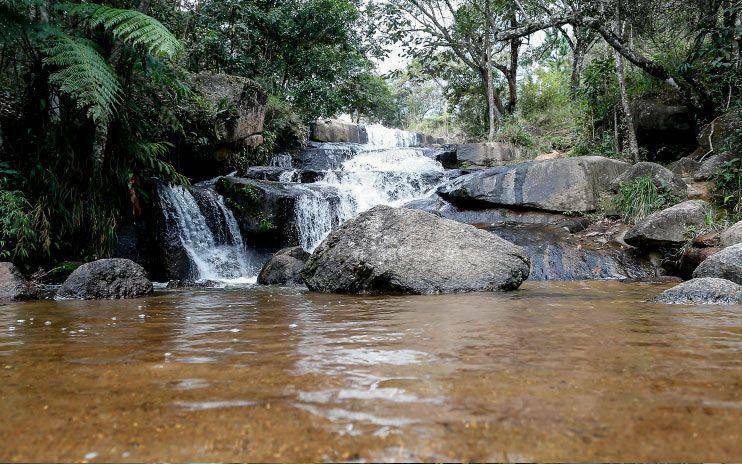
[481,66,502,142]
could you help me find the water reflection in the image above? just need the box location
[0,281,740,461]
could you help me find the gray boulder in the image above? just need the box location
[610,162,687,198]
[721,221,742,247]
[669,156,701,177]
[438,156,629,213]
[693,243,742,284]
[624,200,711,248]
[258,247,310,286]
[694,153,736,181]
[310,119,364,144]
[301,205,530,294]
[455,142,517,168]
[0,262,32,301]
[651,277,742,305]
[57,259,153,300]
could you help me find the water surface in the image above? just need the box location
[1,282,740,461]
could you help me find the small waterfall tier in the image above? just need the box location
[158,182,258,284]
[286,126,446,251]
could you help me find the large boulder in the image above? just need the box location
[720,220,742,247]
[310,119,364,144]
[455,142,517,168]
[669,156,701,177]
[694,152,736,181]
[0,262,32,301]
[257,247,310,286]
[651,277,742,305]
[438,156,629,213]
[610,162,687,199]
[693,243,742,284]
[192,73,267,148]
[57,259,153,300]
[301,205,530,294]
[624,200,711,248]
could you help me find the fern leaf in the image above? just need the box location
[42,34,121,122]
[67,3,182,57]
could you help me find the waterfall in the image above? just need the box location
[158,184,258,284]
[291,139,444,252]
[364,124,419,148]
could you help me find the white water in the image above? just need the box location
[159,185,257,284]
[291,130,444,251]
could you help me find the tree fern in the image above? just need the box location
[128,140,189,186]
[42,34,121,122]
[67,3,182,57]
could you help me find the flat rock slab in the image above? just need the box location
[438,156,629,213]
[302,205,530,294]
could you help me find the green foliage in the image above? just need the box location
[67,3,182,57]
[43,34,121,122]
[0,189,37,262]
[711,157,741,217]
[610,175,682,223]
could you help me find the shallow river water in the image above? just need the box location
[1,281,740,462]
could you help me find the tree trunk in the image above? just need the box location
[507,38,520,113]
[482,66,502,141]
[613,19,639,162]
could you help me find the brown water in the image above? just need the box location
[1,281,741,462]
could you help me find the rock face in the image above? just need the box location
[310,119,365,144]
[632,100,696,160]
[669,156,701,177]
[0,262,32,301]
[438,156,629,213]
[610,162,687,198]
[624,200,711,248]
[721,221,742,247]
[693,243,742,284]
[302,206,530,294]
[695,152,736,181]
[192,73,267,148]
[258,247,310,286]
[455,142,517,168]
[651,277,742,305]
[57,259,153,300]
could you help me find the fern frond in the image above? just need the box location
[129,140,189,185]
[42,34,121,122]
[67,3,182,57]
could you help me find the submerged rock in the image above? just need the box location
[624,200,711,248]
[302,205,530,294]
[438,156,629,213]
[610,162,687,198]
[258,247,310,286]
[0,262,33,301]
[720,220,742,247]
[57,259,153,300]
[651,277,742,305]
[693,243,742,284]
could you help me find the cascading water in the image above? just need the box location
[158,184,258,284]
[289,125,444,251]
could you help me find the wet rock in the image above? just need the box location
[676,246,721,278]
[651,277,742,305]
[258,247,310,286]
[310,119,365,144]
[0,262,33,301]
[455,142,517,168]
[669,156,701,177]
[624,200,711,248]
[57,259,153,300]
[694,153,736,181]
[438,156,629,213]
[422,146,458,169]
[165,279,220,289]
[293,142,361,170]
[488,222,656,281]
[241,166,323,183]
[610,162,687,198]
[302,206,530,294]
[720,220,742,247]
[693,243,742,284]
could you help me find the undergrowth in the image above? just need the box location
[610,175,682,223]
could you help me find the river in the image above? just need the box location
[1,281,740,461]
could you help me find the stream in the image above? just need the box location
[1,281,741,461]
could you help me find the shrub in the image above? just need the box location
[610,175,682,223]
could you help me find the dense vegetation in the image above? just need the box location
[1,0,740,271]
